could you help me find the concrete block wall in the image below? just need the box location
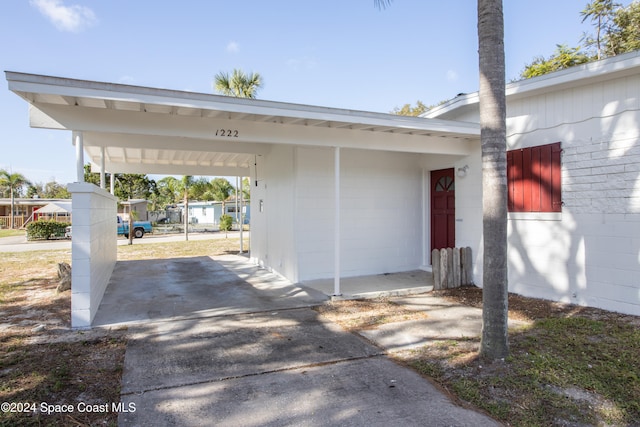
[506,75,640,316]
[295,147,423,281]
[68,183,117,327]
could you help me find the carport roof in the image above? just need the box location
[6,71,480,176]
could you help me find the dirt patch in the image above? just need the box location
[0,277,126,427]
[314,298,429,330]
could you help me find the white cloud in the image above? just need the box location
[30,0,97,33]
[446,69,458,82]
[226,41,239,53]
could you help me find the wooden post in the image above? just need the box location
[432,249,441,289]
[446,248,454,288]
[453,247,461,288]
[440,248,448,289]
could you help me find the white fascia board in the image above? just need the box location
[7,71,479,137]
[426,50,640,118]
[30,103,477,155]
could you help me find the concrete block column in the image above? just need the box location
[68,182,118,328]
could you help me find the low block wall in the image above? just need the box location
[68,183,117,328]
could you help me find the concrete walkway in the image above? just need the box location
[94,255,499,426]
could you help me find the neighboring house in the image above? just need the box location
[0,198,71,228]
[6,52,639,326]
[425,50,640,316]
[118,199,149,221]
[33,201,72,223]
[177,200,250,225]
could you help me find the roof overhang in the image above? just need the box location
[6,72,481,176]
[425,50,640,119]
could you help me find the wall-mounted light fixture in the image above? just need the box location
[457,165,469,178]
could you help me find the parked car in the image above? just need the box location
[117,215,152,238]
[156,217,171,224]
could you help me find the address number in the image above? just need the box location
[215,129,239,137]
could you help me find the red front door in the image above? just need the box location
[431,168,455,251]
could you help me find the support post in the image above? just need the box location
[334,147,341,296]
[239,176,244,254]
[73,131,84,183]
[99,146,106,189]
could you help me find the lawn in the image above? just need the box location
[0,229,24,238]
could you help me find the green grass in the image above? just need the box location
[406,315,640,426]
[0,229,24,238]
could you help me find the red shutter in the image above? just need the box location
[551,142,562,212]
[507,142,561,213]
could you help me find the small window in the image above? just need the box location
[507,142,562,213]
[202,207,206,216]
[435,175,454,192]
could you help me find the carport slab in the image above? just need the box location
[92,255,328,327]
[120,308,382,394]
[119,357,499,427]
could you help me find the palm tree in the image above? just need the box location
[210,178,234,216]
[180,175,195,241]
[375,0,509,360]
[477,0,509,360]
[214,69,263,99]
[0,169,30,229]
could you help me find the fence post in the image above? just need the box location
[453,247,461,288]
[432,249,441,288]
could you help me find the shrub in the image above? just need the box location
[219,214,233,232]
[26,220,71,240]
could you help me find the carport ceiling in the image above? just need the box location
[6,72,480,176]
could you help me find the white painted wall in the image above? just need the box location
[427,69,640,315]
[506,73,640,315]
[68,183,118,327]
[295,147,425,281]
[250,145,297,280]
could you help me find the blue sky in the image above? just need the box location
[0,0,629,185]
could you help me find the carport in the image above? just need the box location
[6,71,480,328]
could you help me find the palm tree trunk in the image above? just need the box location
[9,186,15,229]
[478,0,509,360]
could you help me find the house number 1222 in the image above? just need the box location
[215,129,239,137]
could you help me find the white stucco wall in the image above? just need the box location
[68,182,118,327]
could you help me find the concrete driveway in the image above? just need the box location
[95,255,499,426]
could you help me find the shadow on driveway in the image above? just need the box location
[100,255,499,426]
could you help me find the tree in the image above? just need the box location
[376,0,509,360]
[477,0,509,360]
[521,44,591,79]
[180,175,195,241]
[605,1,640,55]
[209,178,234,214]
[214,69,263,99]
[522,1,640,79]
[154,176,182,206]
[581,0,620,60]
[392,100,429,116]
[0,169,31,229]
[83,164,156,201]
[242,177,251,202]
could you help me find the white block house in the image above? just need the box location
[426,50,640,315]
[6,50,640,325]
